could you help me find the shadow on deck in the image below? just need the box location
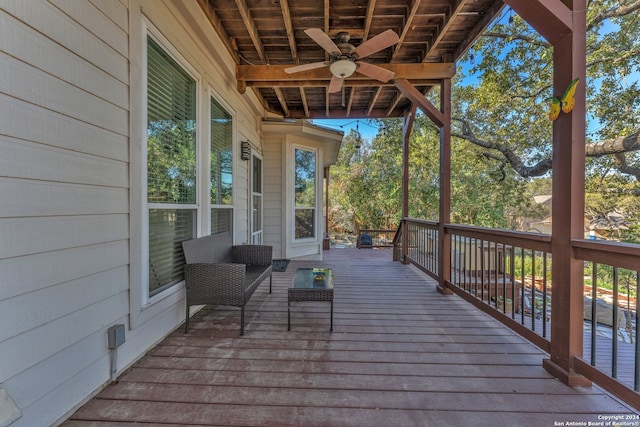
[64,248,637,426]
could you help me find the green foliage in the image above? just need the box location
[147,119,197,204]
[584,262,638,298]
[328,2,640,236]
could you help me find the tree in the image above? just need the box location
[453,1,640,181]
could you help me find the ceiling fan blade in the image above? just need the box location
[328,75,344,93]
[352,29,400,59]
[284,62,329,74]
[356,62,395,83]
[305,28,341,55]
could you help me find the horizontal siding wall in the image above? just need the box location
[0,0,265,425]
[263,137,284,258]
[0,0,130,425]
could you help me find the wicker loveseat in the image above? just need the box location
[181,231,273,335]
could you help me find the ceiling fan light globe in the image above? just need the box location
[330,59,356,78]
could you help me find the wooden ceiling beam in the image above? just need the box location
[391,0,422,62]
[286,108,408,120]
[197,0,238,65]
[453,0,505,61]
[362,0,377,42]
[346,88,355,116]
[279,0,298,65]
[423,0,468,61]
[244,79,440,89]
[233,0,268,63]
[274,87,289,117]
[366,87,383,116]
[387,91,406,116]
[237,63,455,83]
[393,78,444,127]
[324,0,330,61]
[505,0,572,44]
[278,0,308,116]
[299,88,310,118]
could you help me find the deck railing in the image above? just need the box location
[356,228,396,248]
[394,217,640,409]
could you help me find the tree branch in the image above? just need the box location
[587,1,640,30]
[483,31,550,48]
[587,133,640,156]
[613,153,640,181]
[453,117,640,179]
[452,118,552,178]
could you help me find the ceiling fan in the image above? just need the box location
[285,28,400,93]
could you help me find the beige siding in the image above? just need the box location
[0,0,129,425]
[0,0,265,425]
[263,137,285,257]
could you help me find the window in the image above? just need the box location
[210,97,233,234]
[146,36,197,295]
[252,154,263,244]
[294,147,316,240]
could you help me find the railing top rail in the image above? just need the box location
[392,223,402,246]
[402,217,438,227]
[573,238,640,271]
[445,224,552,252]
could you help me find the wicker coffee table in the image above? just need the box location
[288,268,334,332]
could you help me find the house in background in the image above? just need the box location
[527,195,622,240]
[0,1,340,425]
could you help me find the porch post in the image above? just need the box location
[542,1,590,386]
[437,77,452,295]
[401,107,416,263]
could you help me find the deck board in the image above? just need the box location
[64,248,638,426]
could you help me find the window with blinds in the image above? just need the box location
[210,96,233,234]
[146,36,197,296]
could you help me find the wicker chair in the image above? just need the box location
[182,232,273,335]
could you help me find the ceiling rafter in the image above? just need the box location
[197,0,237,65]
[346,89,355,116]
[278,0,309,117]
[233,0,268,63]
[367,87,383,116]
[233,0,293,115]
[387,90,408,116]
[423,0,468,61]
[391,0,422,62]
[274,87,290,117]
[351,0,378,115]
[453,1,505,61]
[362,0,377,42]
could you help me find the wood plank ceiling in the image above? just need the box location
[198,0,504,119]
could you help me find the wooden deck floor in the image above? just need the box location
[64,248,638,426]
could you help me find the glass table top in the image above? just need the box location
[292,268,334,289]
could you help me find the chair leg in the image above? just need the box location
[240,306,245,336]
[185,304,189,334]
[269,275,272,294]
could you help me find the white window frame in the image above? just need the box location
[207,88,236,237]
[130,17,203,328]
[292,145,319,242]
[251,151,263,244]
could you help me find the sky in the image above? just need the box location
[311,118,381,141]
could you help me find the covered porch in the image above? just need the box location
[64,248,635,425]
